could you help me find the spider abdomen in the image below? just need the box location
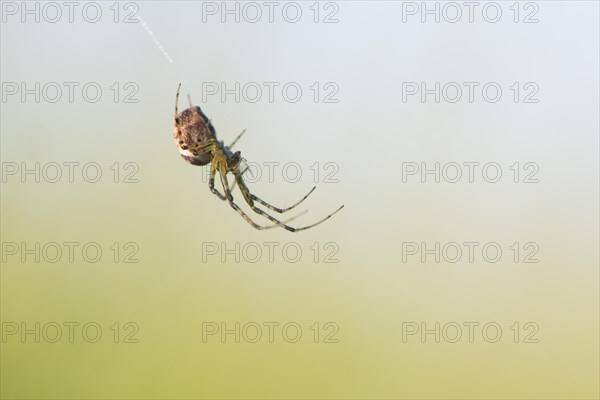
[174,106,216,166]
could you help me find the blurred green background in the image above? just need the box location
[1,1,598,398]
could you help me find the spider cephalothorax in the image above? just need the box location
[173,83,343,232]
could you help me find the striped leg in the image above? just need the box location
[250,186,316,214]
[232,169,344,232]
[218,164,274,230]
[209,162,226,200]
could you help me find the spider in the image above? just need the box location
[173,83,344,232]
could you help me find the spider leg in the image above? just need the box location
[261,209,309,229]
[175,83,183,138]
[251,186,316,214]
[210,156,303,227]
[229,129,246,149]
[231,168,344,232]
[209,161,226,200]
[218,163,276,230]
[228,163,314,213]
[229,163,250,194]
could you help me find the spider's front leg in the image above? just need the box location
[229,129,246,149]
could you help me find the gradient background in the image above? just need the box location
[1,1,598,399]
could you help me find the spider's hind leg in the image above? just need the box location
[217,164,273,230]
[209,161,226,200]
[251,187,316,214]
[228,160,315,213]
[231,168,343,232]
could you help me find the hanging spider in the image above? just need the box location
[173,83,344,232]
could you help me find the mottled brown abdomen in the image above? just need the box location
[174,106,217,166]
